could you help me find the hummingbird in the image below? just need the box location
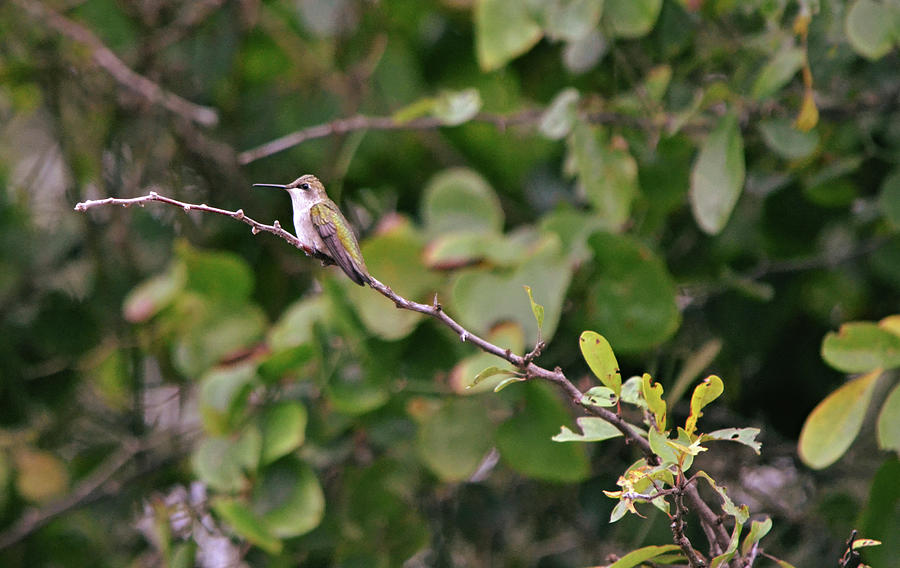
[253,174,370,286]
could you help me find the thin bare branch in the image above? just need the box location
[74,191,732,555]
[12,0,218,127]
[0,427,199,550]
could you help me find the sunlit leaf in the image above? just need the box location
[845,0,896,60]
[821,321,900,373]
[432,89,482,126]
[553,416,623,442]
[685,375,724,436]
[475,0,543,71]
[641,373,666,431]
[523,285,545,332]
[579,331,622,395]
[581,386,618,407]
[701,428,762,454]
[470,365,518,387]
[539,88,580,140]
[741,517,773,556]
[799,370,883,469]
[689,113,745,235]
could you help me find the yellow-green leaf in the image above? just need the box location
[641,373,666,430]
[579,331,622,395]
[799,370,883,469]
[685,375,724,436]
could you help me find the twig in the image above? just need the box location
[0,427,199,549]
[12,0,218,127]
[237,110,546,164]
[672,479,708,568]
[74,191,315,257]
[74,190,731,555]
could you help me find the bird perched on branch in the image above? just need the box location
[254,174,370,286]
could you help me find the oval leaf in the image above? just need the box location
[579,331,622,395]
[821,321,900,373]
[685,375,724,436]
[417,398,496,481]
[845,0,896,60]
[799,370,883,469]
[876,382,900,453]
[689,113,745,235]
[475,0,543,71]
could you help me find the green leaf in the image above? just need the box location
[821,321,900,373]
[450,323,526,393]
[701,428,762,454]
[523,285,545,332]
[199,362,258,435]
[758,118,819,160]
[268,296,329,350]
[620,375,646,408]
[845,0,896,60]
[475,0,543,71]
[685,375,724,436]
[173,302,267,377]
[569,122,638,232]
[578,331,622,395]
[741,517,773,557]
[345,217,442,340]
[709,521,742,568]
[877,383,900,453]
[751,46,805,100]
[878,169,900,230]
[581,386,619,407]
[609,499,630,523]
[259,401,307,465]
[496,383,590,482]
[432,88,482,126]
[582,233,680,352]
[641,373,666,430]
[422,168,504,236]
[689,113,745,235]
[539,88,580,140]
[799,370,883,469]
[123,263,186,323]
[648,425,679,465]
[607,544,682,568]
[494,376,528,391]
[417,398,496,481]
[251,457,325,538]
[543,0,605,42]
[553,416,623,442]
[603,0,662,38]
[694,470,749,524]
[453,238,572,345]
[858,458,900,567]
[212,498,282,554]
[193,434,259,492]
[470,365,518,388]
[176,242,254,303]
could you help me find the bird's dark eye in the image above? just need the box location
[300,183,311,190]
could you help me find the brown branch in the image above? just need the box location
[12,0,218,127]
[74,191,732,555]
[237,110,546,164]
[0,427,199,550]
[672,478,708,568]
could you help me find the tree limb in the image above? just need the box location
[11,0,218,127]
[74,191,733,556]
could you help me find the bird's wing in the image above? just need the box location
[310,202,369,286]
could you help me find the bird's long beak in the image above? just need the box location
[253,183,288,189]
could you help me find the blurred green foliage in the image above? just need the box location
[1,0,900,566]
